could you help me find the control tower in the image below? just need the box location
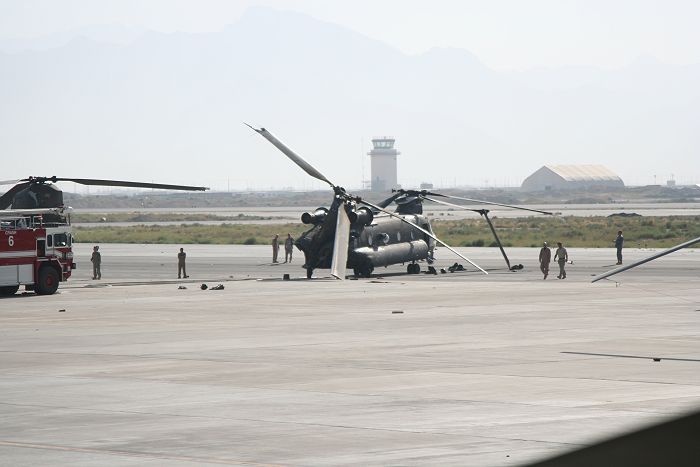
[368,136,400,192]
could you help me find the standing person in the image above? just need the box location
[538,241,551,279]
[178,247,189,279]
[553,242,568,279]
[284,233,294,263]
[90,245,101,280]
[614,230,624,265]
[272,234,280,263]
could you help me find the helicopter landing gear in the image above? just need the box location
[353,265,373,278]
[407,263,421,274]
[306,268,313,279]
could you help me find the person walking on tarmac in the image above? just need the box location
[178,247,189,279]
[553,242,568,279]
[538,241,551,279]
[284,233,294,263]
[272,234,280,263]
[90,245,102,280]
[614,230,624,265]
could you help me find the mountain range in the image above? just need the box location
[1,7,698,191]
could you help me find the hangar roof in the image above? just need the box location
[545,165,622,182]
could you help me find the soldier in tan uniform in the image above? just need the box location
[90,245,101,280]
[284,233,294,263]
[553,242,568,279]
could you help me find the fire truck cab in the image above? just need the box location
[0,208,75,296]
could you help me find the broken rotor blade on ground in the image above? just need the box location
[359,199,488,274]
[330,204,351,280]
[246,124,335,188]
[592,236,700,283]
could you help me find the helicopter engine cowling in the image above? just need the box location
[348,206,373,226]
[301,207,329,225]
[12,183,64,209]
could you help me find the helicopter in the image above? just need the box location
[0,176,208,212]
[248,125,553,279]
[0,176,208,296]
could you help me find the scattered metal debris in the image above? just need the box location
[58,309,65,312]
[211,284,224,290]
[178,286,187,290]
[448,263,465,273]
[392,310,404,314]
[200,284,208,290]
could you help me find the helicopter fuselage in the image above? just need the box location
[296,198,435,278]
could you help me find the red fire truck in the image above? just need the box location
[0,208,75,296]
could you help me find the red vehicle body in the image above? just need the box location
[0,209,75,296]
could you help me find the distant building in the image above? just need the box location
[419,182,434,190]
[369,137,399,192]
[521,165,624,192]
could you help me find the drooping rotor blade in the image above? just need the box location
[592,236,700,283]
[425,196,518,270]
[0,181,32,210]
[360,199,488,274]
[428,193,553,216]
[53,178,209,191]
[246,124,335,188]
[423,195,485,214]
[330,204,351,280]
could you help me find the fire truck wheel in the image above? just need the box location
[36,267,60,295]
[0,285,20,296]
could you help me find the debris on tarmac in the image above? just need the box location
[200,284,208,290]
[392,310,404,314]
[211,284,224,290]
[178,286,187,290]
[58,309,65,312]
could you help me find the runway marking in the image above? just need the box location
[562,351,700,363]
[0,440,290,467]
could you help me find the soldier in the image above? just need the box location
[272,234,280,263]
[90,245,101,280]
[553,242,568,279]
[614,230,624,265]
[538,241,551,279]
[178,247,189,279]
[284,233,294,263]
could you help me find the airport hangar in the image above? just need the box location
[521,165,625,192]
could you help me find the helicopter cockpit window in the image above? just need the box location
[54,233,69,247]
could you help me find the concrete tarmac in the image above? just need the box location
[1,245,699,466]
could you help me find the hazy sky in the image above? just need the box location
[1,0,698,192]
[1,0,699,70]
